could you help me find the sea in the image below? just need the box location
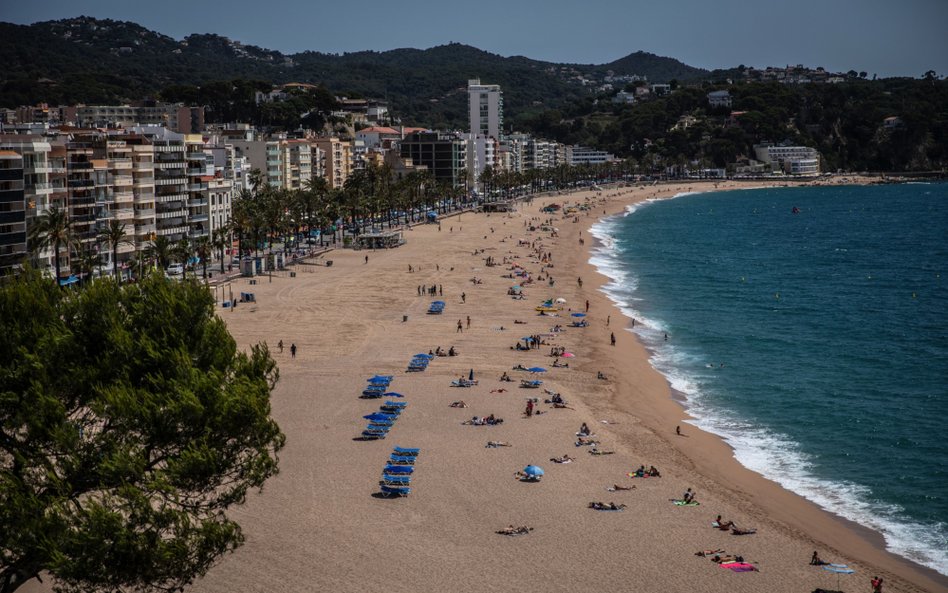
[588,182,948,575]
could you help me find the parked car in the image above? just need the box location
[166,263,184,276]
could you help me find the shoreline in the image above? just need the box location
[573,180,947,590]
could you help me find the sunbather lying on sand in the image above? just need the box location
[486,441,511,448]
[496,525,533,536]
[694,549,725,557]
[463,415,503,426]
[550,454,575,463]
[810,551,829,566]
[731,527,757,535]
[552,402,574,409]
[575,436,599,446]
[710,555,745,564]
[450,401,468,408]
[607,484,636,491]
[500,372,512,382]
[588,449,615,455]
[588,502,626,510]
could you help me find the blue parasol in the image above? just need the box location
[527,367,547,373]
[822,564,854,591]
[363,412,396,421]
[523,465,544,476]
[571,313,586,317]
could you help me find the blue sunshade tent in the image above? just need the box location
[523,465,544,476]
[58,275,79,286]
[521,336,535,342]
[571,313,586,317]
[527,367,547,373]
[822,564,855,590]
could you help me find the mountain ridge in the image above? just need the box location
[0,16,707,126]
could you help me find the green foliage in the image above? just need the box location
[0,269,285,593]
[0,18,706,130]
[520,80,948,171]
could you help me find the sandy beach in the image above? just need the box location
[174,178,946,593]
[22,178,943,593]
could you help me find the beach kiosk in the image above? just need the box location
[480,201,512,213]
[354,230,406,250]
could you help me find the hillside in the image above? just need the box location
[0,16,707,127]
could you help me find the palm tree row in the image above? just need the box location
[224,159,644,259]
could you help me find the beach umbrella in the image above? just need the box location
[571,313,586,317]
[523,465,544,477]
[527,367,547,373]
[822,564,854,591]
[555,297,566,303]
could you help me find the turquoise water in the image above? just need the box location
[589,183,948,574]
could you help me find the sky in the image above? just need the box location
[4,0,947,77]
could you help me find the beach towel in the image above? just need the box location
[673,500,700,506]
[720,562,757,572]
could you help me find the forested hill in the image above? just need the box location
[0,16,707,126]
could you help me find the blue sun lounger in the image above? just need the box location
[383,464,414,475]
[382,402,408,412]
[361,428,389,440]
[388,453,417,465]
[380,484,411,497]
[392,446,419,456]
[380,474,412,486]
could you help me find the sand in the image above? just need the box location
[22,178,946,593]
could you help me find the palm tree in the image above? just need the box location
[145,235,174,270]
[71,242,102,285]
[27,205,72,282]
[174,238,192,276]
[194,235,212,279]
[98,219,130,283]
[211,227,229,274]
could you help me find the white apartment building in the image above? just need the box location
[567,146,616,166]
[754,144,821,175]
[468,79,504,141]
[464,134,497,188]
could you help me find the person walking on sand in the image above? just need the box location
[525,399,534,417]
[610,332,616,346]
[461,292,466,303]
[290,343,297,358]
[871,576,884,593]
[577,277,583,288]
[676,425,681,436]
[364,255,369,264]
[585,299,590,312]
[607,315,610,327]
[278,340,284,353]
[466,316,471,329]
[457,320,463,333]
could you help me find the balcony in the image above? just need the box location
[156,225,188,237]
[188,198,208,207]
[69,179,95,188]
[189,214,209,223]
[157,209,187,219]
[135,208,156,218]
[155,193,187,203]
[188,182,208,192]
[136,223,156,235]
[115,209,135,220]
[109,159,133,170]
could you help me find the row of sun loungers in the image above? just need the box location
[427,300,445,314]
[361,400,407,440]
[361,375,405,399]
[407,353,434,372]
[379,446,420,497]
